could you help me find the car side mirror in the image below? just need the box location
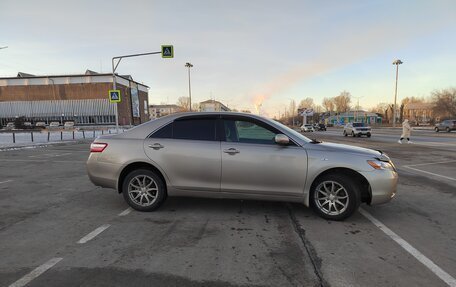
[275,134,289,145]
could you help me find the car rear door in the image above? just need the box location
[144,115,221,192]
[220,115,307,198]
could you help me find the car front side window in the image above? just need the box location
[223,118,278,145]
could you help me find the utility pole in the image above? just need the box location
[185,62,193,111]
[392,59,403,127]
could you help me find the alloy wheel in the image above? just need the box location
[314,181,349,216]
[128,175,158,207]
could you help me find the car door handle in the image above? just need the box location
[223,148,239,154]
[148,143,164,150]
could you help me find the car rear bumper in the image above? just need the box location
[359,169,398,205]
[86,153,118,190]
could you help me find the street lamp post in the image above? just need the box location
[185,62,193,111]
[287,98,295,127]
[353,96,364,122]
[392,59,403,127]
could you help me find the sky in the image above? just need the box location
[1,0,455,118]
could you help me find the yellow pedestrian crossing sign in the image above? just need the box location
[109,90,121,103]
[161,45,174,58]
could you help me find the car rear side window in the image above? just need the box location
[173,118,216,141]
[150,123,172,138]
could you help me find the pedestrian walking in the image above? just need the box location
[398,119,412,144]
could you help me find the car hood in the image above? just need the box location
[307,141,382,158]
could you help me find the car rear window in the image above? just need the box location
[150,118,217,141]
[173,119,216,141]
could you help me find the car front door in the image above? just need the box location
[144,115,221,192]
[220,115,307,198]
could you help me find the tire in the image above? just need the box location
[310,174,361,221]
[343,131,347,137]
[122,169,166,212]
[435,127,439,132]
[367,133,371,138]
[446,127,450,133]
[352,131,355,137]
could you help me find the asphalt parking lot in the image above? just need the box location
[0,129,455,287]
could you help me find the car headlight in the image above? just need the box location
[367,160,395,171]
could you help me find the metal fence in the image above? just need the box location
[0,99,116,125]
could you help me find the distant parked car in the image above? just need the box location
[6,122,15,130]
[300,124,315,132]
[64,121,75,129]
[435,120,456,132]
[23,122,33,129]
[49,122,60,129]
[344,122,371,137]
[35,122,47,129]
[315,123,327,131]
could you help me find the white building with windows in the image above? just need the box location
[149,104,183,119]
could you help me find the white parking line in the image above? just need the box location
[0,180,12,184]
[118,207,132,216]
[0,159,85,163]
[405,160,456,167]
[28,153,72,158]
[404,166,456,181]
[77,224,110,244]
[360,208,456,287]
[8,257,63,287]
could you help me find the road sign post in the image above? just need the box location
[111,45,174,133]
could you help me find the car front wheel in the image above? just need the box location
[122,169,166,212]
[435,127,439,132]
[343,131,347,137]
[310,174,361,220]
[446,127,450,133]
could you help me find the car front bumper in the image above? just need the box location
[359,169,398,205]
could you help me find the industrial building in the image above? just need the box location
[0,70,149,126]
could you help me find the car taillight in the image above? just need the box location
[90,143,108,153]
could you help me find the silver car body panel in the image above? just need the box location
[86,112,397,206]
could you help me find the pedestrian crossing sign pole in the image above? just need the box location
[109,90,121,103]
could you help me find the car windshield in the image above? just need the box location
[353,123,364,127]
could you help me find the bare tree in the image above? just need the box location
[431,88,456,119]
[298,97,315,110]
[177,97,190,111]
[333,91,351,112]
[192,103,200,112]
[322,97,334,112]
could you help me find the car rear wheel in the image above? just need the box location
[310,174,361,221]
[343,131,347,137]
[122,169,166,212]
[367,133,371,138]
[352,131,355,137]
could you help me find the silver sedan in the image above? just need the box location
[87,112,397,220]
